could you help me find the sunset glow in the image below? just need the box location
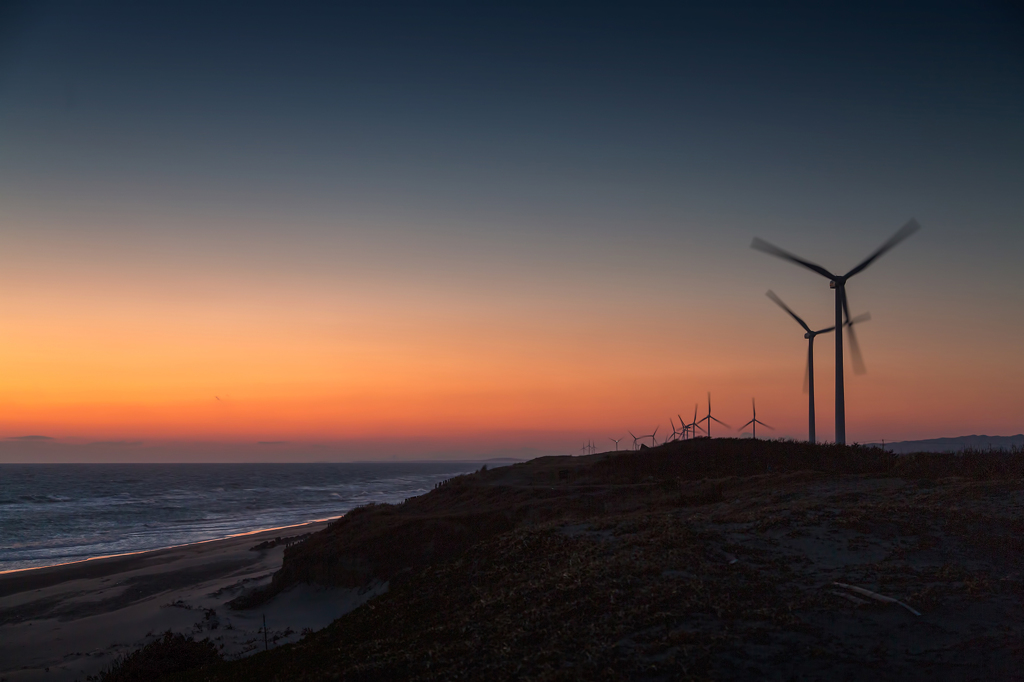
[1,3,1020,460]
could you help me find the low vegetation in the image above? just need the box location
[151,439,1022,680]
[92,631,221,682]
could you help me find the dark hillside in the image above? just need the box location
[179,440,1024,680]
[233,439,896,607]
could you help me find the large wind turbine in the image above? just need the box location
[752,219,919,444]
[738,398,774,440]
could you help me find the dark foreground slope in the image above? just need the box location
[175,440,1024,681]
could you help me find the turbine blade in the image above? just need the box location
[847,321,867,374]
[766,290,812,333]
[757,421,775,430]
[751,238,836,280]
[710,416,731,428]
[849,311,872,325]
[739,419,754,431]
[843,218,921,279]
[842,289,867,374]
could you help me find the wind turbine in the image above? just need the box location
[676,414,688,440]
[609,437,622,451]
[752,219,919,444]
[738,398,774,440]
[765,290,835,444]
[698,393,730,438]
[641,426,659,447]
[629,430,640,451]
[687,404,705,438]
[668,417,682,442]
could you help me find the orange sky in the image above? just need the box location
[1,208,1020,459]
[1,1,1021,461]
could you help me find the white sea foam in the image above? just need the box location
[0,462,477,572]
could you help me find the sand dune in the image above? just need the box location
[0,523,383,682]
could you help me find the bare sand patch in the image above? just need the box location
[0,522,382,682]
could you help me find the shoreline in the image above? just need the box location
[0,516,341,578]
[0,519,381,682]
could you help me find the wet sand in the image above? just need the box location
[0,522,386,682]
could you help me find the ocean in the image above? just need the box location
[0,462,482,573]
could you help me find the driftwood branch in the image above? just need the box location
[830,590,869,605]
[833,582,921,616]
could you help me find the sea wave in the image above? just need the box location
[0,462,479,572]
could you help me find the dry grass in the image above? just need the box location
[173,440,1024,680]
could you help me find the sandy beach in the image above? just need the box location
[0,522,385,682]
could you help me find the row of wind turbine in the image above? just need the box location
[588,393,777,456]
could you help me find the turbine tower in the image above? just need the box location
[738,398,774,440]
[698,393,729,438]
[752,219,919,444]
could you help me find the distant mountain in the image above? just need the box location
[869,434,1024,454]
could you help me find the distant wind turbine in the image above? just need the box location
[609,437,622,451]
[698,393,730,439]
[640,426,659,447]
[688,404,705,438]
[668,417,681,442]
[752,219,919,444]
[738,398,774,440]
[629,430,640,451]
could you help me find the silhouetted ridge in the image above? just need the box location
[230,439,1023,609]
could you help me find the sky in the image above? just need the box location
[0,1,1021,461]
